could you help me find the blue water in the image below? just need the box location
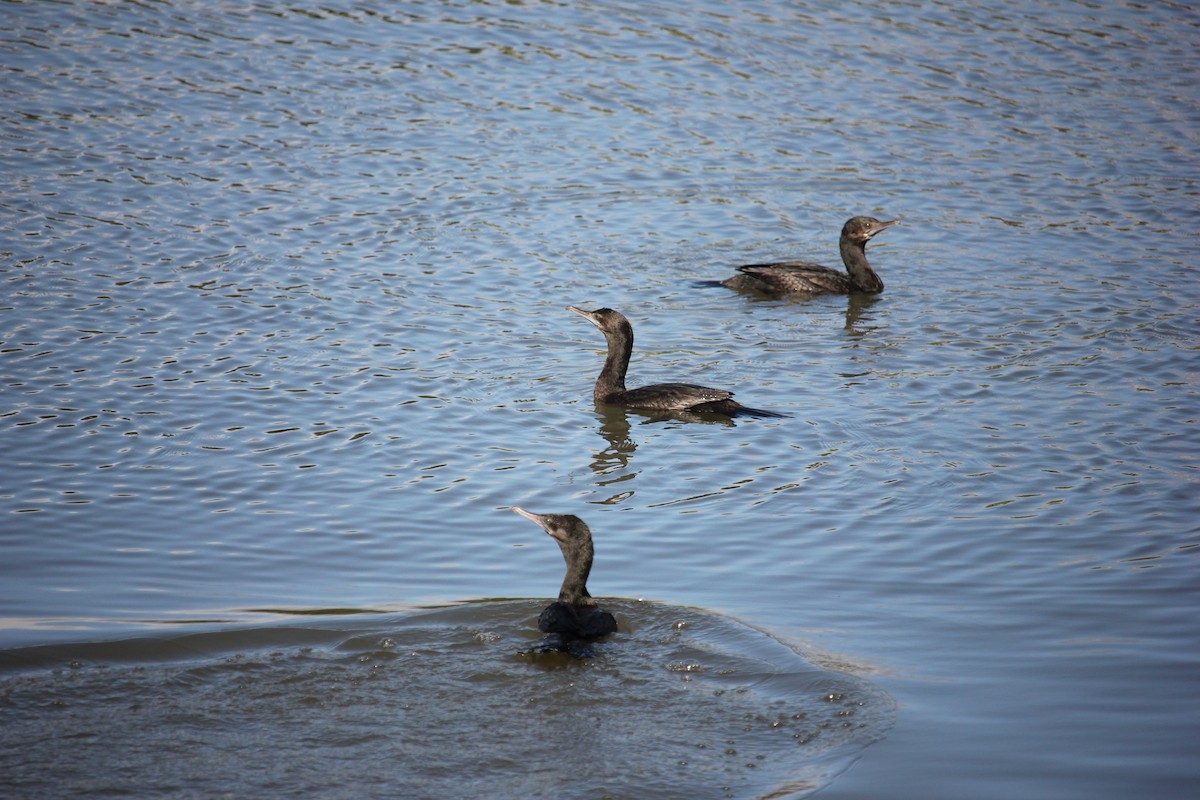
[2,1,1198,798]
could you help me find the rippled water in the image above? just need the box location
[2,0,1198,798]
[1,602,892,799]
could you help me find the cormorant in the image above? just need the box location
[511,506,618,643]
[721,216,899,295]
[568,305,784,418]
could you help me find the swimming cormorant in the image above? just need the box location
[568,305,784,418]
[511,506,618,641]
[722,216,899,295]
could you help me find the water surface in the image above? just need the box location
[2,1,1197,798]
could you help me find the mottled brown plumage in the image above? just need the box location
[722,216,899,295]
[568,306,784,418]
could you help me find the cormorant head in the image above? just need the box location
[511,507,598,605]
[842,216,899,244]
[511,506,593,552]
[567,305,632,337]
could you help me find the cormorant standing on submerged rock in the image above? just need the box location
[721,216,900,295]
[568,306,784,418]
[511,506,617,655]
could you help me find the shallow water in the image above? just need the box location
[2,0,1198,798]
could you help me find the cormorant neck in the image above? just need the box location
[558,542,594,606]
[839,237,884,293]
[595,324,632,403]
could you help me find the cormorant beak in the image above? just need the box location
[567,305,601,328]
[511,506,572,544]
[871,219,900,237]
[511,506,542,524]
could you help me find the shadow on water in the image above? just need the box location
[591,405,639,477]
[591,404,738,466]
[588,404,741,505]
[0,600,893,800]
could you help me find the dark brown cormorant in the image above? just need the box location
[511,506,618,642]
[568,306,784,418]
[721,216,899,295]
